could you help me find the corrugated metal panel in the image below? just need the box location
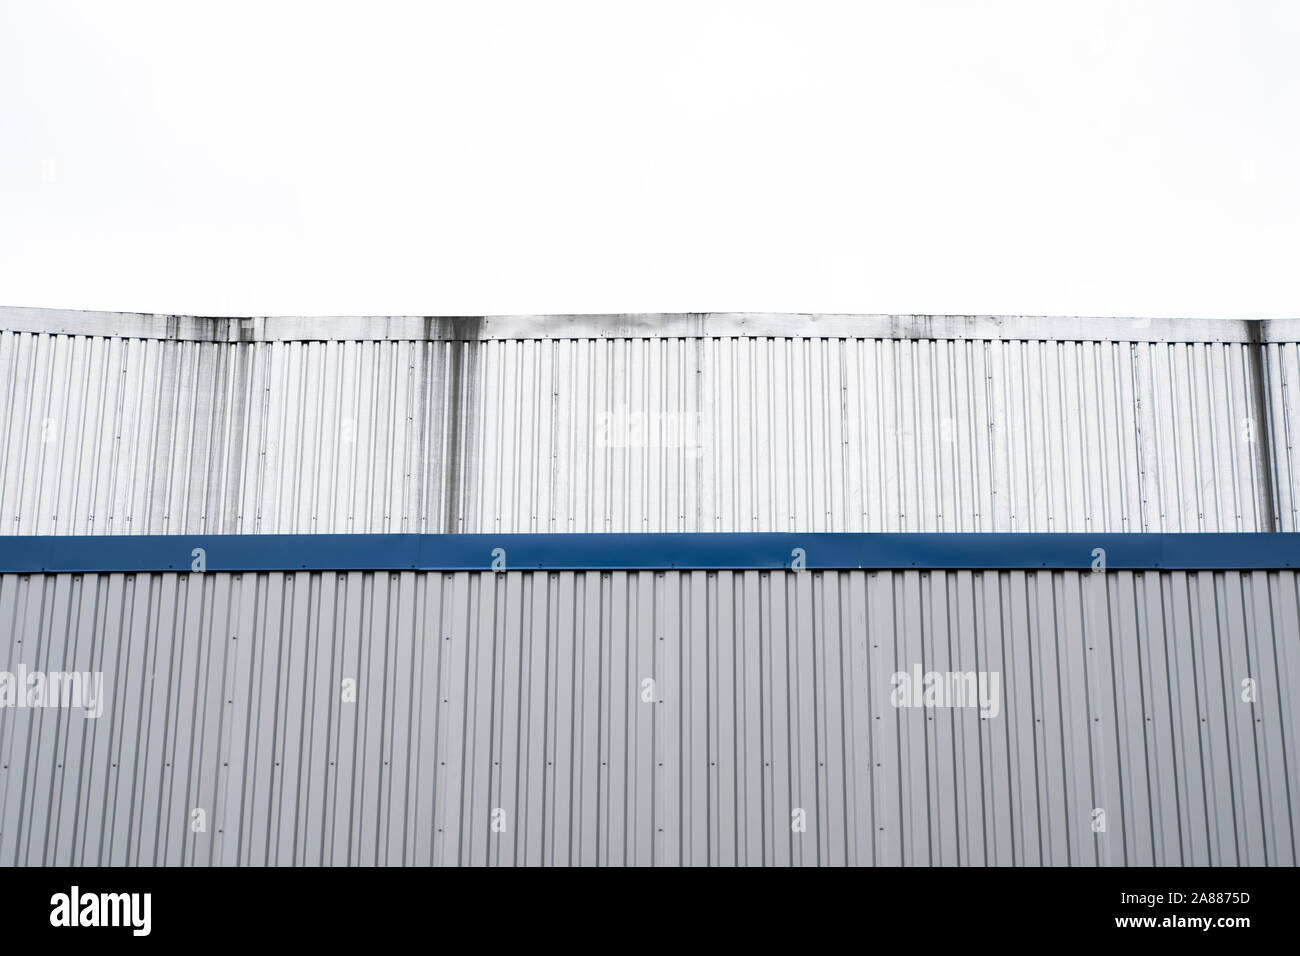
[1,327,1294,535]
[2,568,1296,866]
[1266,339,1300,532]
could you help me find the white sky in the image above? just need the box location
[1,0,1297,319]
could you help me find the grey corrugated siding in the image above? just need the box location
[1,322,1296,535]
[2,569,1296,866]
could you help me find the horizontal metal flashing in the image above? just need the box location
[4,306,1299,344]
[1,533,1297,573]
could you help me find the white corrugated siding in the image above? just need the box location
[1,569,1295,866]
[0,328,1292,535]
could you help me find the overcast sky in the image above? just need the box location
[1,0,1297,319]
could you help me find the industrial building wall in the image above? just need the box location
[3,309,1300,536]
[2,567,1296,866]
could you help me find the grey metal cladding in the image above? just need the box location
[1,568,1296,866]
[3,313,1300,535]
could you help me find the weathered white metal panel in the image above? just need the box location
[0,313,1293,534]
[2,568,1295,866]
[3,306,1298,345]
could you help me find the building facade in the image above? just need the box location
[1,307,1298,865]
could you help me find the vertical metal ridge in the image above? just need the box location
[1247,323,1279,531]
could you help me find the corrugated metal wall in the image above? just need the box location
[1265,338,1300,532]
[2,318,1297,535]
[3,568,1296,866]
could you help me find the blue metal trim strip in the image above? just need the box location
[0,533,1296,573]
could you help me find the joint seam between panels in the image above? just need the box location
[0,532,1298,573]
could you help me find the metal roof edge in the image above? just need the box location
[3,306,1299,345]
